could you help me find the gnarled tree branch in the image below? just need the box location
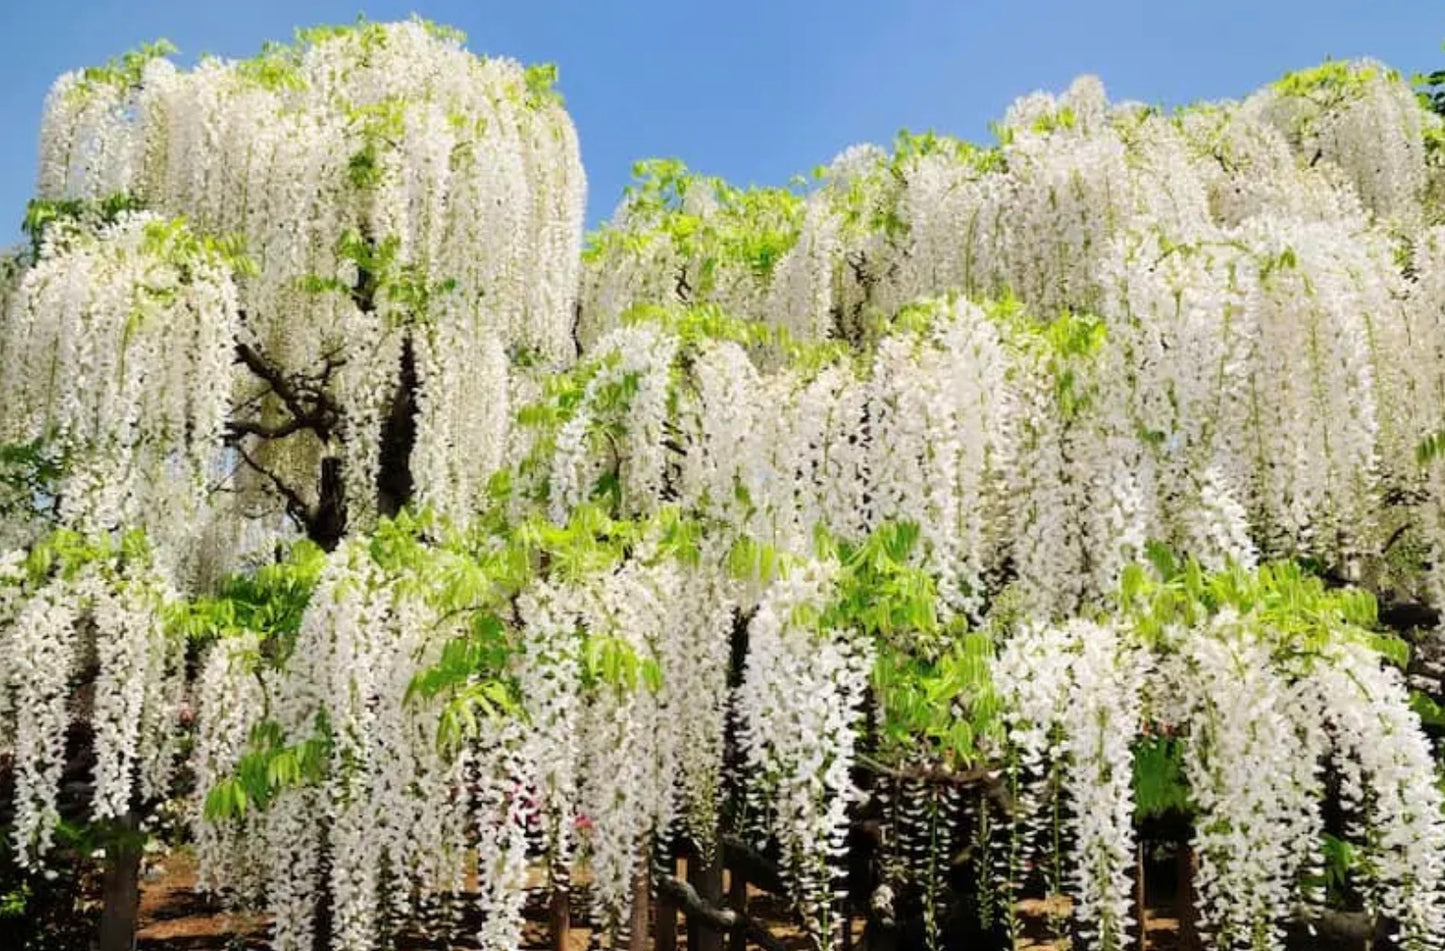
[655,873,788,951]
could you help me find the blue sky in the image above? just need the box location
[0,1,1440,238]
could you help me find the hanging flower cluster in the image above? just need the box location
[533,299,1015,616]
[735,557,874,947]
[564,60,1445,622]
[993,618,1151,949]
[0,531,182,867]
[1161,621,1325,949]
[192,527,480,951]
[189,506,742,950]
[0,214,241,560]
[581,61,1433,343]
[993,563,1445,951]
[15,18,587,542]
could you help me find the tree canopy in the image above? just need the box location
[2,18,1445,951]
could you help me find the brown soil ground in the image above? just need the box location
[135,851,1182,950]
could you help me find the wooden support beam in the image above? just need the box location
[629,860,650,951]
[549,867,571,951]
[1132,841,1147,949]
[1177,845,1201,951]
[719,834,787,896]
[656,856,678,951]
[727,867,747,951]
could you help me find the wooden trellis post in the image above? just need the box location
[630,860,651,951]
[1132,841,1147,948]
[1177,844,1202,951]
[727,865,748,951]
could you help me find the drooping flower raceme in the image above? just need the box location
[995,619,1151,950]
[0,538,182,868]
[735,559,874,949]
[0,215,240,561]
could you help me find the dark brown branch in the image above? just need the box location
[718,835,788,898]
[1380,522,1411,557]
[225,416,312,442]
[675,264,692,304]
[231,339,344,439]
[568,300,583,361]
[233,440,313,532]
[657,874,735,930]
[655,874,787,951]
[1380,599,1440,634]
[858,759,1015,816]
[376,334,418,518]
[234,341,315,424]
[1310,567,1442,635]
[1284,909,1389,948]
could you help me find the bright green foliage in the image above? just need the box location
[1132,735,1190,821]
[580,633,665,697]
[891,129,1006,177]
[21,193,145,256]
[231,40,307,92]
[825,522,1004,767]
[20,525,153,584]
[1117,551,1400,664]
[23,199,256,284]
[199,503,701,816]
[1417,51,1445,166]
[301,228,460,327]
[171,540,326,654]
[1411,690,1445,728]
[585,158,805,287]
[203,720,331,820]
[816,129,1004,243]
[871,630,1003,769]
[1272,59,1412,144]
[991,106,1080,146]
[516,303,854,514]
[1417,427,1445,465]
[1416,45,1445,119]
[524,63,564,108]
[1274,60,1400,105]
[70,39,177,98]
[412,503,700,749]
[814,521,942,655]
[137,216,257,278]
[1115,550,1414,835]
[725,521,1007,768]
[1001,306,1109,420]
[620,302,853,372]
[1318,832,1361,905]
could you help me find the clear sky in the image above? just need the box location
[0,1,1441,238]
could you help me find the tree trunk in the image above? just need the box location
[629,860,651,951]
[376,334,418,519]
[97,814,141,951]
[687,850,724,951]
[727,867,748,951]
[550,864,571,951]
[311,453,348,551]
[1132,841,1147,949]
[1177,844,1201,951]
[656,855,678,951]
